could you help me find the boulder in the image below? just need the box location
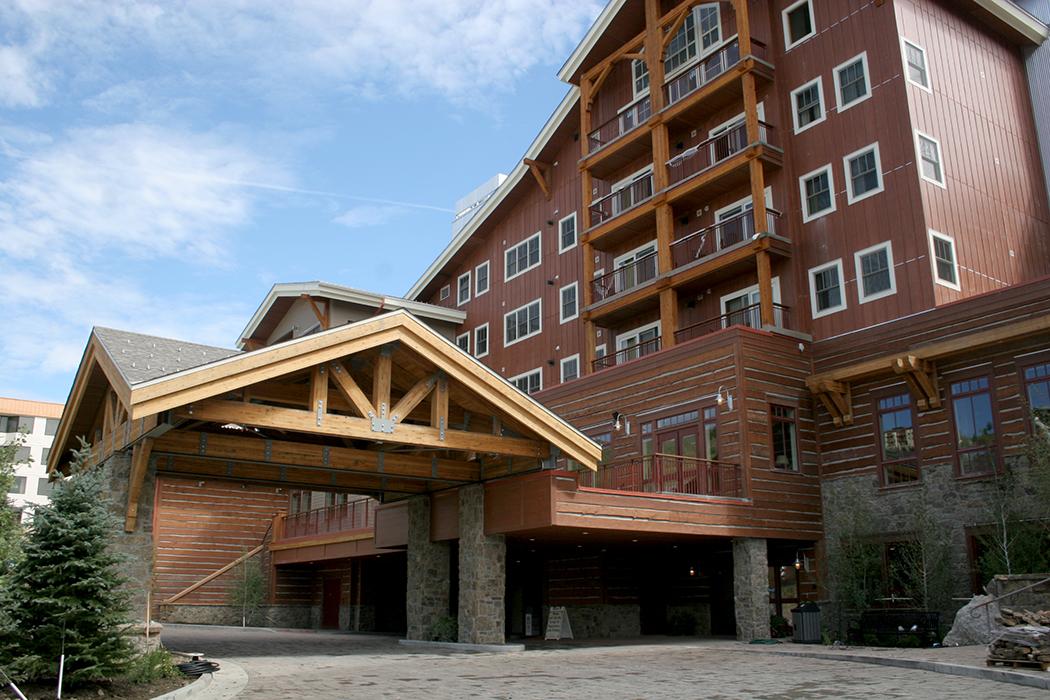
[943,595,1006,646]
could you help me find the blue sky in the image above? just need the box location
[0,0,604,403]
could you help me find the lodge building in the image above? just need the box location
[49,0,1050,643]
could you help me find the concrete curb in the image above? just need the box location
[755,648,1050,691]
[151,672,211,700]
[398,639,526,653]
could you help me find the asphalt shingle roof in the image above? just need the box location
[93,327,241,386]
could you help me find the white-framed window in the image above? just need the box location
[719,277,782,329]
[475,261,490,297]
[902,39,931,92]
[457,271,471,306]
[455,332,470,353]
[505,232,541,281]
[929,230,960,290]
[616,321,661,362]
[915,131,946,188]
[612,240,658,291]
[595,343,607,360]
[843,142,884,204]
[782,0,816,51]
[854,241,896,303]
[833,52,871,111]
[809,259,847,318]
[631,58,650,99]
[504,299,542,346]
[559,212,578,253]
[509,368,542,395]
[790,77,826,133]
[474,323,490,358]
[559,282,579,324]
[560,354,580,383]
[799,164,836,223]
[439,285,450,301]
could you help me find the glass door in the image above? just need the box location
[723,289,761,329]
[656,426,698,493]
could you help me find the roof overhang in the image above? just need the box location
[972,0,1049,44]
[557,0,629,84]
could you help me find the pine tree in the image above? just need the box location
[5,444,133,684]
[0,432,25,572]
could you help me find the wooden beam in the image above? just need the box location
[662,5,691,49]
[390,374,436,424]
[588,62,615,106]
[176,399,548,459]
[523,158,552,200]
[301,294,330,330]
[161,544,266,604]
[373,346,393,419]
[812,381,853,427]
[310,364,328,426]
[893,355,941,410]
[124,437,154,532]
[153,430,479,482]
[431,375,449,439]
[329,361,375,418]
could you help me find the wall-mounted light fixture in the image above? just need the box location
[794,553,802,571]
[716,386,734,411]
[612,411,623,431]
[688,565,696,577]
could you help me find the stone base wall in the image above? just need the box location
[733,537,769,641]
[458,484,506,645]
[157,604,316,628]
[103,452,157,616]
[546,604,641,638]
[988,574,1050,609]
[405,496,450,640]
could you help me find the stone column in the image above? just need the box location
[405,495,450,640]
[103,451,157,621]
[732,537,769,641]
[458,484,506,644]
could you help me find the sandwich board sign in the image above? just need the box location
[544,606,573,640]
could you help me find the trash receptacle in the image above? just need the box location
[792,602,821,644]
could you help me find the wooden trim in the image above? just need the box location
[124,437,154,532]
[329,361,375,418]
[161,543,266,604]
[269,530,375,552]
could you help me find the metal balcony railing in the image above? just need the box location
[674,303,791,344]
[589,171,654,226]
[664,38,743,107]
[591,252,659,302]
[589,94,652,153]
[669,208,781,269]
[666,121,772,188]
[593,335,661,371]
[276,499,376,541]
[577,453,743,498]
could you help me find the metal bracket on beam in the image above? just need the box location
[322,446,331,466]
[370,416,395,433]
[377,451,385,474]
[198,432,208,455]
[439,416,446,441]
[316,399,324,427]
[264,440,272,462]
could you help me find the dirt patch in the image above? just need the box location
[14,675,191,699]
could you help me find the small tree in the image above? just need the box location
[823,481,882,638]
[0,432,26,572]
[893,487,954,612]
[227,553,267,627]
[4,443,133,684]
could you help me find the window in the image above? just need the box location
[474,323,489,358]
[505,232,541,280]
[457,271,471,306]
[631,58,650,98]
[14,446,30,463]
[844,142,884,204]
[504,299,542,346]
[0,416,31,433]
[559,213,577,253]
[475,261,490,297]
[1024,362,1050,425]
[916,131,945,187]
[41,447,50,464]
[664,12,697,76]
[559,282,579,324]
[8,476,25,495]
[834,52,871,110]
[439,285,450,301]
[950,376,997,477]
[44,418,59,436]
[790,78,825,133]
[611,241,658,294]
[695,4,722,56]
[770,405,799,471]
[855,242,896,303]
[903,39,930,91]
[877,393,919,485]
[799,164,836,222]
[809,259,846,318]
[929,231,959,290]
[456,332,470,353]
[782,0,816,50]
[560,355,580,383]
[616,322,661,363]
[509,368,542,395]
[37,478,55,498]
[595,343,607,360]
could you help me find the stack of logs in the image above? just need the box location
[987,608,1050,671]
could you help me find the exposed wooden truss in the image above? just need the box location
[810,379,853,427]
[301,294,331,330]
[523,158,552,200]
[893,355,941,411]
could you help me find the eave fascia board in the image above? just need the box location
[405,87,580,301]
[973,0,1049,43]
[557,0,629,83]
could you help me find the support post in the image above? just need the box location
[405,496,450,641]
[732,537,770,641]
[458,484,506,644]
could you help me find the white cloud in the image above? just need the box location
[332,205,405,229]
[0,44,47,107]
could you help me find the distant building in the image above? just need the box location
[1,397,64,522]
[451,174,507,238]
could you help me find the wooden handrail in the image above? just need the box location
[161,543,266,605]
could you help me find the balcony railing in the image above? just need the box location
[675,302,790,344]
[670,208,781,269]
[589,95,652,153]
[666,121,771,188]
[664,38,742,107]
[277,499,376,541]
[577,453,743,498]
[593,335,661,371]
[591,252,659,302]
[590,171,654,226]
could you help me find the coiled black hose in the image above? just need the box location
[177,660,221,676]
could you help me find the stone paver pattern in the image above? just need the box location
[161,624,1045,699]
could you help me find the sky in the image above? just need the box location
[0,0,605,404]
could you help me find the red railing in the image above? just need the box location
[589,94,652,153]
[593,335,661,371]
[665,121,772,188]
[670,209,781,269]
[591,252,659,301]
[589,171,654,226]
[675,303,791,344]
[577,453,743,498]
[277,499,376,541]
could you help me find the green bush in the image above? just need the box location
[769,615,792,638]
[430,615,458,642]
[124,649,180,684]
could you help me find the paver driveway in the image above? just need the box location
[161,624,1043,699]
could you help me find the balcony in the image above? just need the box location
[675,302,791,344]
[274,499,376,542]
[586,94,653,172]
[670,208,780,270]
[589,171,655,228]
[591,252,658,302]
[593,335,661,371]
[665,39,742,108]
[576,453,743,499]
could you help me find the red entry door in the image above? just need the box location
[322,577,342,629]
